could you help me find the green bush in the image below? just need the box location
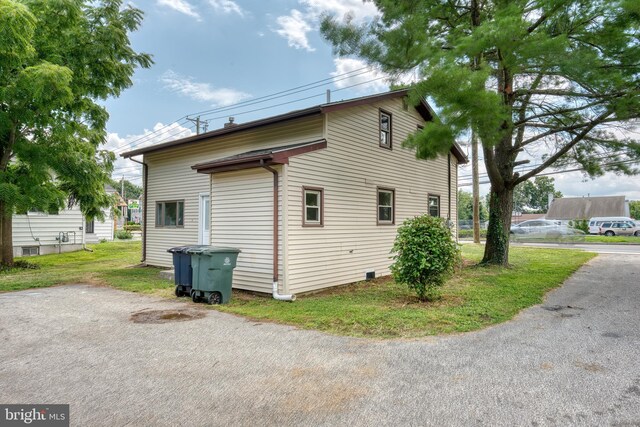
[391,215,460,301]
[124,224,141,231]
[569,219,589,234]
[114,230,132,240]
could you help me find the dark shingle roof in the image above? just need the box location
[546,196,628,219]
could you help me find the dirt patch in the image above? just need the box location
[574,361,605,373]
[130,309,206,324]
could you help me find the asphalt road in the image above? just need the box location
[1,254,639,426]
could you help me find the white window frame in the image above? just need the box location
[377,187,395,225]
[303,187,323,227]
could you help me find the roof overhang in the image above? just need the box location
[192,139,327,174]
[450,143,468,164]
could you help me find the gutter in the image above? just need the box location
[260,160,296,302]
[127,156,147,263]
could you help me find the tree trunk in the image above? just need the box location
[481,186,513,265]
[0,201,14,266]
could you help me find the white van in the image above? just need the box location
[588,217,635,234]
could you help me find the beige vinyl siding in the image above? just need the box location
[211,167,284,293]
[144,116,322,268]
[286,98,455,293]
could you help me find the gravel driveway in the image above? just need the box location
[1,253,639,426]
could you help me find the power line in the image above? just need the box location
[458,159,640,186]
[115,74,388,156]
[112,66,377,155]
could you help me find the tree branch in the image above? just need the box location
[513,99,606,127]
[514,110,614,184]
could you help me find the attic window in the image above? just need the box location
[379,110,392,149]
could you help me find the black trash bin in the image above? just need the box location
[167,245,209,297]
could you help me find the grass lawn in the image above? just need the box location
[1,241,595,339]
[218,245,595,338]
[0,241,170,295]
[583,235,640,244]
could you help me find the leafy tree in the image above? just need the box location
[513,176,563,213]
[110,178,143,200]
[321,0,640,265]
[630,200,640,219]
[458,189,488,221]
[0,0,152,265]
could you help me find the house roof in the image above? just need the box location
[121,89,468,164]
[192,139,328,174]
[546,196,628,220]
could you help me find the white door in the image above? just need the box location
[199,194,210,244]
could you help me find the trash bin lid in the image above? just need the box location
[167,245,211,254]
[186,246,241,255]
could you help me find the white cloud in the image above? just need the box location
[273,0,379,52]
[275,10,315,52]
[209,0,245,17]
[301,0,378,23]
[330,58,388,92]
[157,0,200,20]
[104,123,195,181]
[160,70,252,106]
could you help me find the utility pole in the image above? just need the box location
[121,175,125,199]
[186,116,211,135]
[472,130,481,244]
[186,116,201,134]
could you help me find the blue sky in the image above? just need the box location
[106,0,639,200]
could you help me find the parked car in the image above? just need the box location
[588,216,635,234]
[510,220,561,235]
[510,220,584,241]
[598,221,640,236]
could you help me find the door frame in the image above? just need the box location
[198,192,210,245]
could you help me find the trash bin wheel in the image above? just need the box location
[191,290,200,303]
[175,286,182,298]
[207,292,222,305]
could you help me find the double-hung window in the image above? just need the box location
[379,110,392,149]
[377,188,395,225]
[303,187,323,226]
[156,200,184,227]
[428,195,440,217]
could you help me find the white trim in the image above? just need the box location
[198,192,210,245]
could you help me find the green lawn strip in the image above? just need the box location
[217,245,595,339]
[583,235,640,244]
[1,241,595,340]
[0,241,168,294]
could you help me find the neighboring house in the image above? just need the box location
[546,196,630,222]
[122,89,468,296]
[12,185,119,257]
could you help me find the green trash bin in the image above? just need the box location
[187,246,241,304]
